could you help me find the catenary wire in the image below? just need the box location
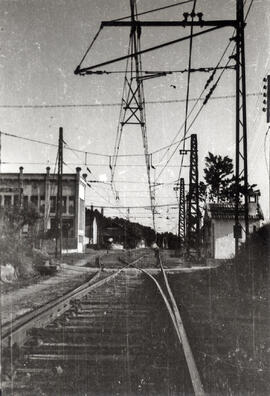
[112,1,193,22]
[155,0,253,183]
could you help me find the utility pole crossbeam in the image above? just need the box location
[234,0,249,254]
[186,134,200,257]
[101,20,237,28]
[55,127,63,259]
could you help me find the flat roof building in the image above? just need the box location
[0,167,87,253]
[202,192,264,259]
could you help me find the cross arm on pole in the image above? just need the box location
[75,25,225,75]
[101,20,237,28]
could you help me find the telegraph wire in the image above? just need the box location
[1,161,188,168]
[86,202,178,209]
[64,139,115,204]
[63,158,128,219]
[0,131,58,148]
[0,130,146,158]
[0,93,260,109]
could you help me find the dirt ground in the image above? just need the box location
[0,249,215,327]
[0,250,107,326]
[0,248,197,327]
[167,263,270,395]
[2,249,267,394]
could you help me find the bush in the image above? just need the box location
[0,206,39,275]
[235,224,270,291]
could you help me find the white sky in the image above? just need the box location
[1,0,270,233]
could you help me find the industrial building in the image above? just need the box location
[0,166,87,253]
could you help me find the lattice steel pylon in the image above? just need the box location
[55,127,63,259]
[234,0,249,253]
[110,0,156,231]
[75,0,249,243]
[178,178,186,248]
[186,134,200,256]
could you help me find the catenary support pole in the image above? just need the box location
[186,134,200,257]
[55,127,63,259]
[234,0,249,254]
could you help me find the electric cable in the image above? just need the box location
[177,0,197,185]
[112,1,193,22]
[76,26,103,70]
[155,0,253,183]
[0,92,260,109]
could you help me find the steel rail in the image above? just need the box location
[3,251,204,396]
[159,260,205,396]
[2,254,145,348]
[131,256,205,396]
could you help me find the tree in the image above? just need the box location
[202,152,256,203]
[203,152,234,202]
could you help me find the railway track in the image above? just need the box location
[2,251,205,396]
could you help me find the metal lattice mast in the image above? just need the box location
[234,0,249,253]
[55,127,63,259]
[179,178,186,247]
[111,0,156,230]
[186,134,199,255]
[75,0,250,242]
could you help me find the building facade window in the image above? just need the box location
[14,195,20,206]
[40,196,45,213]
[62,219,74,238]
[23,196,29,208]
[79,198,84,229]
[4,195,12,207]
[30,195,38,207]
[69,196,75,214]
[62,196,67,214]
[50,196,56,213]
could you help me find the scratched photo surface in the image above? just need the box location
[1,0,269,395]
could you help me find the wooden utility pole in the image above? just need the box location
[55,127,63,259]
